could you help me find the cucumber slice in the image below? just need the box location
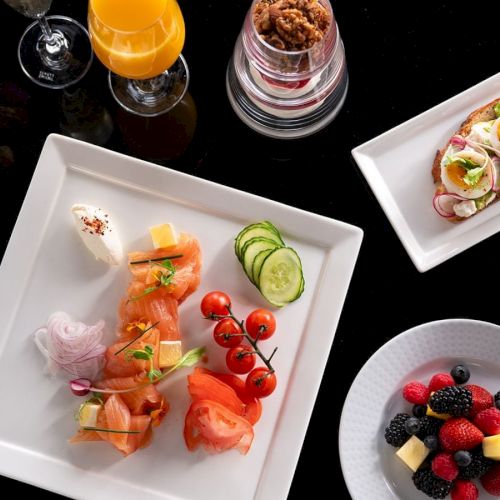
[252,248,275,284]
[258,247,303,307]
[235,223,283,261]
[241,238,282,283]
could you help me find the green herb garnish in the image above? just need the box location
[455,157,480,170]
[129,259,176,301]
[494,102,500,118]
[114,321,160,356]
[463,166,486,186]
[126,344,161,381]
[83,427,140,434]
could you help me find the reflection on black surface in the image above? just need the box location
[59,86,113,146]
[116,91,197,163]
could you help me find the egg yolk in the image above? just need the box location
[447,162,470,189]
[497,123,500,141]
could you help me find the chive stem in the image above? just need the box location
[83,427,141,434]
[114,321,160,356]
[130,254,183,265]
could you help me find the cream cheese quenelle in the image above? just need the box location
[71,204,123,265]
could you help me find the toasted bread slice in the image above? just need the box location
[433,98,500,221]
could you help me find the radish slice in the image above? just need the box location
[70,378,91,396]
[433,192,467,218]
[450,135,466,149]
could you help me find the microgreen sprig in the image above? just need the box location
[126,344,162,381]
[129,259,176,301]
[114,321,160,356]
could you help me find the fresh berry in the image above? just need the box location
[432,452,459,481]
[481,462,500,496]
[454,451,472,467]
[451,365,471,384]
[451,479,478,500]
[465,384,494,417]
[384,413,410,447]
[474,407,500,435]
[424,435,439,450]
[417,416,445,440]
[403,381,430,405]
[429,373,456,392]
[429,386,472,417]
[412,469,453,499]
[495,391,500,410]
[458,448,494,479]
[413,404,428,418]
[404,417,421,435]
[439,418,484,452]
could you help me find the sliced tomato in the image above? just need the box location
[184,400,254,455]
[194,368,262,425]
[188,372,245,416]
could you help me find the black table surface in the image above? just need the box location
[0,1,498,499]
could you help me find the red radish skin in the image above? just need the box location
[70,378,91,396]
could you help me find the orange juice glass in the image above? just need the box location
[88,0,189,117]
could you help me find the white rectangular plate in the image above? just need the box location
[0,134,362,500]
[352,72,500,272]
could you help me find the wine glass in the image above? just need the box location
[4,0,93,89]
[88,0,188,117]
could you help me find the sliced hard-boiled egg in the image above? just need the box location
[441,150,493,199]
[468,120,494,145]
[489,117,500,151]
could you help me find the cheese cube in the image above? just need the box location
[483,435,500,460]
[396,435,430,472]
[159,340,182,368]
[149,223,179,249]
[78,403,102,428]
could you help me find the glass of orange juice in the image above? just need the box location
[88,0,187,116]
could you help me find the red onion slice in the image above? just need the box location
[450,135,466,150]
[433,192,467,218]
[70,378,91,396]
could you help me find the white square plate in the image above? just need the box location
[352,73,500,272]
[0,134,362,500]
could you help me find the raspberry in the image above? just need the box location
[432,452,459,481]
[429,373,455,393]
[451,479,478,500]
[465,384,494,417]
[481,462,500,496]
[403,381,430,405]
[474,407,500,435]
[439,418,484,452]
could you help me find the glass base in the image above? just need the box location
[226,61,349,140]
[18,16,93,89]
[108,55,189,117]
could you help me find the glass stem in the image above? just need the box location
[37,15,57,46]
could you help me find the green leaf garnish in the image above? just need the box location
[463,166,486,186]
[114,321,160,356]
[494,102,500,118]
[129,285,160,302]
[129,259,176,301]
[454,157,480,170]
[148,369,162,381]
[175,347,206,369]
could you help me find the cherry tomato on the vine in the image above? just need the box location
[226,346,256,374]
[245,367,277,398]
[213,318,243,348]
[201,291,231,318]
[245,309,276,341]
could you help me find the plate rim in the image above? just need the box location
[351,72,500,272]
[0,133,363,500]
[338,317,500,500]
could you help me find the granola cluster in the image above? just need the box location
[253,0,330,51]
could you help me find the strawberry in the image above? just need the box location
[432,452,459,481]
[465,384,493,417]
[429,373,455,393]
[481,462,500,496]
[439,418,484,452]
[474,407,500,435]
[403,381,430,405]
[451,479,478,500]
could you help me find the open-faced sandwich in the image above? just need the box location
[433,99,500,220]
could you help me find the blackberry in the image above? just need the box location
[384,413,410,447]
[495,391,500,410]
[458,448,494,479]
[412,469,453,499]
[451,364,470,384]
[429,386,472,416]
[416,416,444,440]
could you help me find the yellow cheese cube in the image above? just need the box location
[159,340,182,368]
[426,406,451,420]
[149,223,179,249]
[396,436,430,472]
[483,435,500,460]
[78,403,102,428]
